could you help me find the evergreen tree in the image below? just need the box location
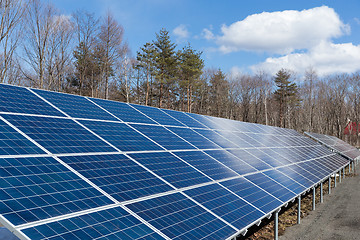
[136,42,156,106]
[209,69,229,117]
[153,28,178,108]
[274,69,299,128]
[178,43,204,112]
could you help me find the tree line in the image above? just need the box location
[1,0,359,145]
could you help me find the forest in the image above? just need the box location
[1,0,359,146]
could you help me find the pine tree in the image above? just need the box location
[136,42,156,106]
[179,43,204,112]
[274,69,299,128]
[153,28,178,108]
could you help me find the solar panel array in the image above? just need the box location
[305,132,360,161]
[0,84,350,240]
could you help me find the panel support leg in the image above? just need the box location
[274,210,279,240]
[349,163,351,174]
[297,196,301,224]
[339,170,341,183]
[320,182,323,203]
[343,168,345,179]
[312,187,316,211]
[328,177,331,194]
[352,161,355,173]
[334,173,337,187]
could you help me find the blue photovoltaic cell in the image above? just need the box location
[317,155,347,172]
[276,166,315,188]
[263,169,306,195]
[0,84,64,117]
[0,156,113,226]
[228,149,272,171]
[186,112,219,129]
[128,152,211,188]
[185,183,264,230]
[215,131,254,148]
[193,129,238,148]
[205,150,257,175]
[173,151,238,180]
[130,124,195,150]
[243,149,282,168]
[22,206,164,240]
[33,89,118,121]
[234,132,264,147]
[90,98,157,124]
[79,120,163,152]
[130,104,185,127]
[245,172,296,202]
[306,131,360,160]
[127,193,236,240]
[221,178,282,214]
[285,164,321,183]
[241,133,266,147]
[2,114,116,154]
[0,118,45,155]
[298,160,332,179]
[161,109,208,129]
[260,148,293,165]
[167,126,221,149]
[60,154,173,202]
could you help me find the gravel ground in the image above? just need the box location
[280,172,360,240]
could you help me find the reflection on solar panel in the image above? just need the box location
[305,131,360,161]
[0,83,350,240]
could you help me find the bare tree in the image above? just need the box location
[72,10,99,96]
[23,0,57,89]
[46,14,74,91]
[98,11,127,99]
[0,0,26,83]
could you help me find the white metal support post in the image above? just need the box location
[320,182,323,203]
[339,170,342,183]
[274,210,279,240]
[334,173,337,187]
[328,177,331,194]
[312,187,316,211]
[297,196,301,224]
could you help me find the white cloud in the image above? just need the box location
[173,24,189,41]
[202,28,215,40]
[250,41,360,76]
[217,6,349,54]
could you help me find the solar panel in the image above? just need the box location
[0,118,45,155]
[220,177,282,214]
[305,131,360,160]
[0,84,64,117]
[128,152,211,188]
[59,154,173,202]
[0,156,113,226]
[161,109,209,129]
[130,124,196,150]
[173,151,238,180]
[79,120,163,152]
[130,104,185,127]
[32,89,118,121]
[127,193,236,240]
[2,114,116,154]
[22,206,164,240]
[89,98,157,124]
[184,183,264,230]
[0,84,351,240]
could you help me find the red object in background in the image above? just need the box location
[344,122,359,135]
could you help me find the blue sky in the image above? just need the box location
[52,0,360,76]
